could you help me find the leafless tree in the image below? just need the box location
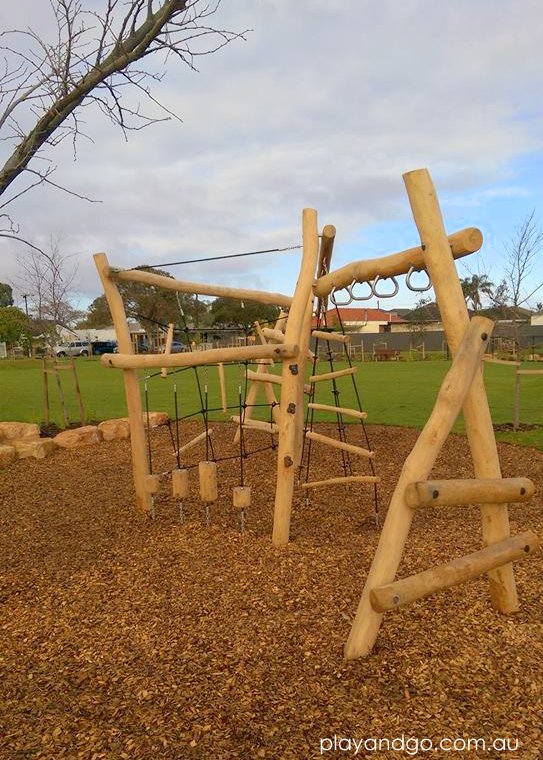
[16,236,82,343]
[0,0,246,244]
[498,210,543,310]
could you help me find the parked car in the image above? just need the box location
[170,341,187,353]
[90,340,118,355]
[54,340,91,358]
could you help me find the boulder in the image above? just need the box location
[144,412,169,428]
[0,421,40,441]
[98,418,130,441]
[0,444,16,467]
[54,425,103,449]
[12,438,56,460]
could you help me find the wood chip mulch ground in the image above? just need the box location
[0,423,541,759]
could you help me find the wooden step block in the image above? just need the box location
[311,330,351,344]
[233,486,251,510]
[308,402,367,420]
[144,474,160,495]
[309,367,357,383]
[405,477,535,508]
[172,468,189,498]
[301,475,380,489]
[305,430,374,458]
[370,530,541,613]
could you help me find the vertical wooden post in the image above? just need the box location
[161,323,174,379]
[272,208,319,546]
[42,358,50,426]
[403,168,517,613]
[94,253,152,513]
[513,371,521,431]
[71,358,86,425]
[54,363,69,428]
[217,363,227,413]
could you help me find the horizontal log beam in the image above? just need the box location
[406,478,535,508]
[370,531,541,613]
[308,402,367,419]
[309,367,356,383]
[302,475,380,489]
[305,430,374,458]
[101,343,298,370]
[314,227,482,298]
[110,267,293,307]
[517,369,543,376]
[311,330,351,344]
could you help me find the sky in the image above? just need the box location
[1,0,542,313]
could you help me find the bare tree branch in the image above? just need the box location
[0,0,248,207]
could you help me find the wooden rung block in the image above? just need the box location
[308,402,367,420]
[517,369,543,375]
[370,530,541,613]
[301,475,380,489]
[233,486,251,510]
[173,429,212,456]
[406,477,535,508]
[144,474,160,495]
[305,430,374,458]
[172,468,189,498]
[199,461,218,502]
[311,330,351,344]
[309,367,357,383]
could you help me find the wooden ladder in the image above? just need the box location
[344,169,541,659]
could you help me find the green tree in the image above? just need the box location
[210,297,279,330]
[460,274,494,311]
[0,306,30,346]
[0,283,13,307]
[78,269,205,345]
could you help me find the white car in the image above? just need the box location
[54,340,91,357]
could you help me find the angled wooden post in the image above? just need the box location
[272,209,319,546]
[94,252,152,514]
[403,168,518,614]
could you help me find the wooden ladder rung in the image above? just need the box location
[246,369,311,394]
[230,416,278,434]
[309,367,357,383]
[308,402,367,420]
[301,475,380,489]
[173,429,212,456]
[370,530,541,613]
[305,430,374,458]
[406,477,535,508]
[517,369,543,375]
[311,330,351,344]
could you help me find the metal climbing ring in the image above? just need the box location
[330,287,353,307]
[406,266,433,293]
[349,280,374,302]
[372,275,399,299]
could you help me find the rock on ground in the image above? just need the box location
[0,421,40,441]
[54,425,103,448]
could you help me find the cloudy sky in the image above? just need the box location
[1,0,542,312]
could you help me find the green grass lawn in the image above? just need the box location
[1,357,541,450]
